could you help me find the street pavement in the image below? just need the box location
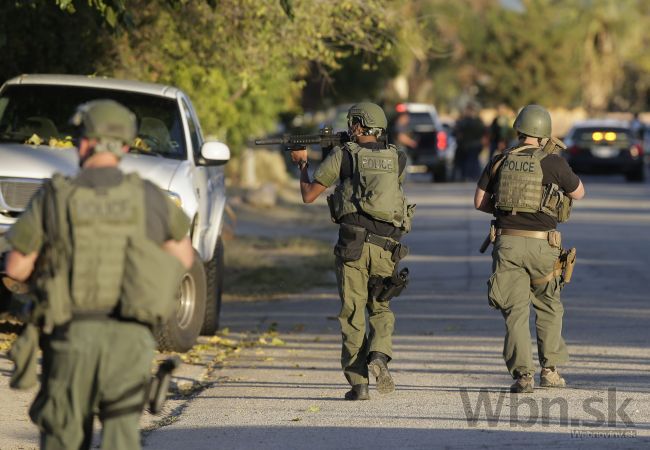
[143,175,650,449]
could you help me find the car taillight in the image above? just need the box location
[436,131,447,151]
[395,103,407,113]
[629,144,643,158]
[568,145,580,156]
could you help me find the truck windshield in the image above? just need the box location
[0,84,186,159]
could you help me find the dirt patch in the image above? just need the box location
[223,236,334,301]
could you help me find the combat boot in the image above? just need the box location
[344,384,370,401]
[540,367,566,388]
[510,373,534,393]
[368,351,395,394]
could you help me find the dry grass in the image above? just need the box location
[223,236,334,301]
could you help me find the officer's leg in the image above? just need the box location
[532,277,568,368]
[366,245,397,394]
[526,240,569,369]
[101,412,144,450]
[32,330,98,450]
[366,245,396,359]
[335,246,371,386]
[98,322,155,450]
[491,236,534,377]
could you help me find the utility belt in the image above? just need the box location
[49,310,153,340]
[334,223,410,302]
[479,222,577,286]
[334,223,407,263]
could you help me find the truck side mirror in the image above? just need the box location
[199,141,230,166]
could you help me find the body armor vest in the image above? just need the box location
[328,142,409,228]
[494,145,572,222]
[495,145,547,214]
[41,173,151,326]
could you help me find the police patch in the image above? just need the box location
[361,156,394,172]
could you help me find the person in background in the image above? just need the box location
[453,102,486,181]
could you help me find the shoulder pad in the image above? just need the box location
[343,141,361,153]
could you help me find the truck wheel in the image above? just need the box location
[156,249,206,352]
[201,237,224,335]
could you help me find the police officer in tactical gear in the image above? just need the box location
[474,104,585,394]
[290,102,413,400]
[4,100,194,449]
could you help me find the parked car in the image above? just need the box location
[0,74,230,351]
[388,103,453,182]
[563,119,645,182]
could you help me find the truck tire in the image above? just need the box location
[201,237,224,335]
[156,249,206,352]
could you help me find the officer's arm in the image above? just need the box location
[5,250,39,282]
[290,147,336,204]
[474,187,494,214]
[298,166,327,204]
[162,237,193,270]
[4,188,46,281]
[567,179,585,200]
[157,190,194,269]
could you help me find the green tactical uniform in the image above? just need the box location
[314,141,410,387]
[477,104,581,385]
[5,101,189,449]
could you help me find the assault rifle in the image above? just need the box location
[541,136,567,155]
[254,126,350,153]
[255,126,387,154]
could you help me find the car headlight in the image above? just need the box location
[166,191,182,208]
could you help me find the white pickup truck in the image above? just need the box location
[0,74,230,352]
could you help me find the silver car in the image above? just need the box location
[0,74,230,351]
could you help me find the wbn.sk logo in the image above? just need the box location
[459,388,634,428]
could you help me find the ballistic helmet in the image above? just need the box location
[70,100,137,158]
[513,104,551,138]
[347,102,387,130]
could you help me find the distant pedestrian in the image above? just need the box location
[393,112,418,152]
[454,103,486,181]
[489,103,515,156]
[630,112,644,140]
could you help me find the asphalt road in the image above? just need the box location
[142,174,650,450]
[1,174,648,449]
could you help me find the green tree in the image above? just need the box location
[0,1,111,83]
[103,0,395,149]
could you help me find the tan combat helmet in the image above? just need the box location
[70,99,137,158]
[513,104,551,139]
[347,102,388,130]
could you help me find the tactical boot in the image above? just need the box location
[344,384,370,401]
[368,352,395,394]
[540,367,566,388]
[510,373,534,393]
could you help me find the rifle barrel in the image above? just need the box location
[255,134,322,147]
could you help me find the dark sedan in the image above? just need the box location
[564,120,645,182]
